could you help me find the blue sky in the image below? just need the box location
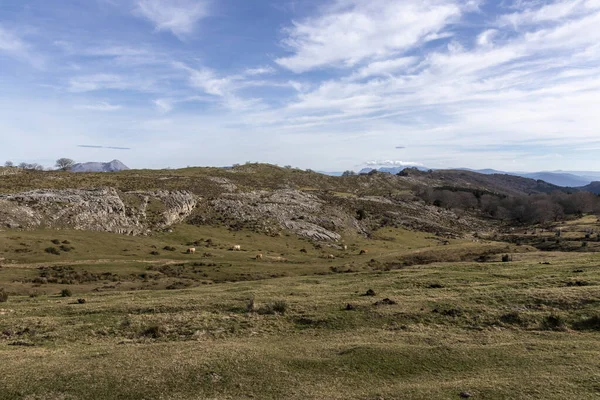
[1,0,600,172]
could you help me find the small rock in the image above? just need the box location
[459,392,472,398]
[362,289,376,297]
[373,298,397,306]
[77,298,86,304]
[344,303,356,311]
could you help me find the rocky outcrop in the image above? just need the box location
[0,188,198,235]
[205,189,364,241]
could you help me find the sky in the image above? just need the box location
[1,0,600,172]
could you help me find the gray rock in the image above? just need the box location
[0,188,198,235]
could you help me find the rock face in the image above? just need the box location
[204,189,364,241]
[71,160,130,173]
[0,188,197,235]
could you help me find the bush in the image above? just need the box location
[541,314,566,331]
[51,239,61,245]
[60,288,72,297]
[45,247,60,255]
[246,296,255,313]
[163,246,176,251]
[501,254,511,262]
[77,298,86,304]
[572,315,600,331]
[0,288,8,303]
[499,311,524,326]
[59,245,74,252]
[150,251,160,256]
[141,324,164,339]
[62,240,71,244]
[258,300,288,315]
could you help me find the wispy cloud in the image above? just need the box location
[0,24,43,67]
[68,74,157,93]
[0,25,25,53]
[244,66,276,76]
[75,102,122,111]
[135,0,210,37]
[78,145,132,150]
[275,0,470,73]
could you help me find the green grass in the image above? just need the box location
[1,226,599,399]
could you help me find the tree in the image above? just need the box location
[342,170,356,176]
[4,161,13,167]
[55,158,75,171]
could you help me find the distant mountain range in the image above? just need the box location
[71,160,129,173]
[343,167,600,188]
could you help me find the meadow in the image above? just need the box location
[1,223,599,399]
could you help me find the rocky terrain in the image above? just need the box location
[0,188,197,235]
[3,163,583,241]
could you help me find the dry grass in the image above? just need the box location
[0,230,599,399]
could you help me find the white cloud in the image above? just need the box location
[153,99,173,113]
[174,63,232,96]
[366,160,424,167]
[0,24,43,67]
[476,29,498,47]
[350,57,418,80]
[0,25,25,53]
[68,74,156,92]
[498,0,600,27]
[275,0,466,73]
[244,66,276,76]
[75,102,122,111]
[135,0,209,37]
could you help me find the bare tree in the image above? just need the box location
[4,161,13,167]
[55,158,75,171]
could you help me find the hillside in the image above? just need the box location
[0,164,491,240]
[582,182,600,194]
[0,164,586,242]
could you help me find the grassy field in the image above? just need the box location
[1,224,599,399]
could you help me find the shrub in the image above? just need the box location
[59,245,73,252]
[499,311,524,326]
[51,239,61,245]
[501,254,511,262]
[258,300,288,315]
[45,247,60,255]
[163,246,176,251]
[141,324,164,339]
[272,300,288,314]
[572,315,600,331]
[62,240,71,244]
[356,209,367,220]
[150,251,160,256]
[77,298,86,304]
[0,288,8,303]
[60,288,72,297]
[246,296,255,313]
[541,314,566,331]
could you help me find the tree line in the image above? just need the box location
[4,158,75,171]
[416,186,600,224]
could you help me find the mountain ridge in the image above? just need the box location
[71,160,129,173]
